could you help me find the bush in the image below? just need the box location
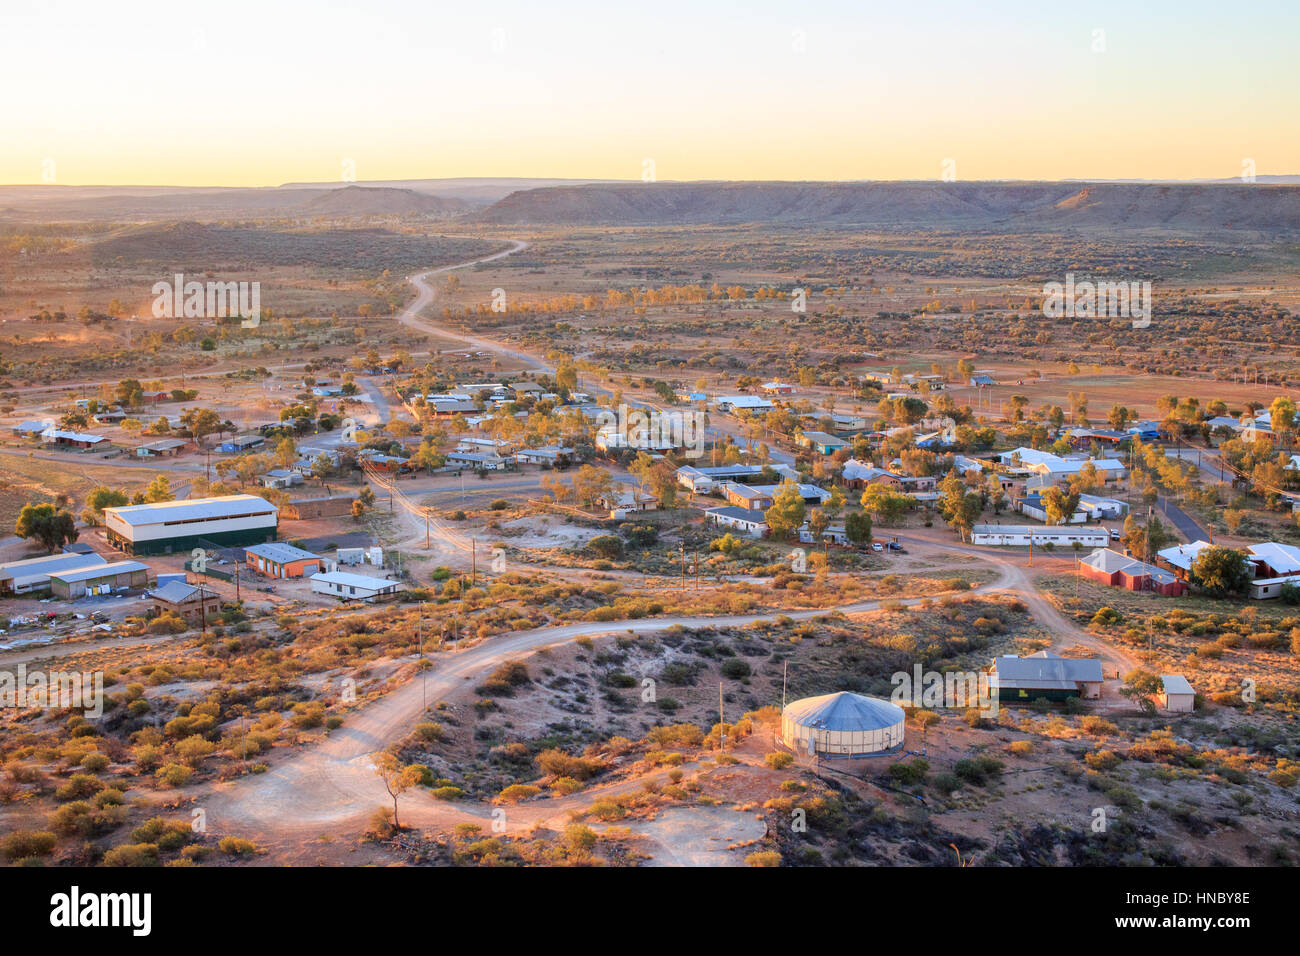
[888,759,929,786]
[414,721,444,742]
[497,784,541,804]
[745,850,782,867]
[1,830,56,861]
[764,751,794,770]
[102,843,158,867]
[720,659,752,679]
[217,836,258,856]
[587,799,626,821]
[430,786,465,801]
[589,535,624,560]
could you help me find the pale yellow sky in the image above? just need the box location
[3,0,1296,187]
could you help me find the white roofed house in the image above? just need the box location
[715,395,774,413]
[48,560,153,599]
[1156,540,1214,579]
[704,506,769,537]
[1244,542,1300,599]
[310,570,402,602]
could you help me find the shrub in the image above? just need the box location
[720,659,752,679]
[217,836,258,856]
[430,786,465,801]
[102,843,158,867]
[764,751,795,770]
[1,830,56,861]
[589,535,624,560]
[587,799,626,821]
[745,850,781,867]
[497,784,541,804]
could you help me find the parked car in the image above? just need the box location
[871,542,884,552]
[1109,528,1121,541]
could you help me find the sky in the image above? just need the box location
[2,0,1297,186]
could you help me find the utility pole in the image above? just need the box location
[234,566,240,602]
[782,659,788,710]
[425,510,430,550]
[718,682,725,746]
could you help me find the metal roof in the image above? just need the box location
[783,692,905,732]
[0,551,108,580]
[245,542,320,563]
[104,494,277,526]
[49,560,150,583]
[994,652,1103,686]
[310,570,400,590]
[1161,674,1194,696]
[706,506,768,523]
[149,580,204,603]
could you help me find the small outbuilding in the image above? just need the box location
[1160,674,1195,713]
[779,691,905,758]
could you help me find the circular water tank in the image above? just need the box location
[781,691,905,758]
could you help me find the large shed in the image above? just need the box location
[779,691,905,758]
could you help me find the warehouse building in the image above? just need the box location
[48,560,152,599]
[245,542,323,579]
[0,551,108,595]
[779,691,905,758]
[103,494,279,555]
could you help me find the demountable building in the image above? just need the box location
[779,691,905,758]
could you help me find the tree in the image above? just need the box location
[143,474,176,503]
[845,510,872,546]
[807,507,829,543]
[1042,486,1081,526]
[15,503,78,552]
[81,486,128,526]
[1271,396,1297,448]
[1189,546,1251,597]
[181,407,223,445]
[1119,669,1163,715]
[372,752,423,829]
[764,480,807,540]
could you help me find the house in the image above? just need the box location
[11,420,53,436]
[311,385,344,397]
[513,446,575,466]
[1160,674,1195,713]
[445,451,508,471]
[992,652,1104,702]
[1156,540,1213,578]
[0,552,108,595]
[841,459,904,488]
[676,463,797,494]
[424,398,479,416]
[715,395,774,413]
[704,506,768,537]
[135,438,189,458]
[798,431,848,455]
[245,542,323,579]
[218,434,266,453]
[149,580,220,625]
[509,381,543,397]
[1014,493,1087,524]
[970,524,1110,547]
[260,469,305,489]
[969,375,996,387]
[1241,421,1274,443]
[749,482,832,505]
[1245,542,1300,578]
[761,381,795,395]
[798,523,848,545]
[675,389,707,403]
[41,428,108,449]
[310,570,402,602]
[357,450,410,471]
[1066,427,1128,448]
[1249,576,1300,600]
[1079,548,1188,596]
[721,483,775,510]
[48,560,153,599]
[596,488,659,519]
[1077,494,1129,520]
[103,494,278,555]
